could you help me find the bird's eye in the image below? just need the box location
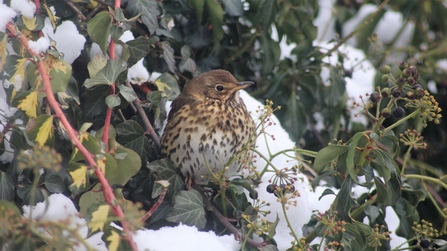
[216,85,224,91]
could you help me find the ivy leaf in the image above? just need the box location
[179,46,197,73]
[127,0,159,34]
[12,90,39,118]
[116,120,152,164]
[313,145,348,172]
[126,37,151,67]
[87,11,112,54]
[118,84,137,103]
[256,0,278,29]
[71,132,102,162]
[147,91,163,108]
[68,162,89,195]
[78,184,106,216]
[166,190,206,230]
[205,0,224,47]
[84,59,127,88]
[161,41,176,73]
[148,159,184,198]
[154,73,180,100]
[44,173,66,193]
[0,171,15,200]
[222,0,243,16]
[189,0,205,24]
[108,147,141,186]
[86,203,111,233]
[27,55,72,94]
[26,114,54,146]
[17,15,45,31]
[88,54,108,77]
[105,95,121,109]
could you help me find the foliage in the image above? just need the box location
[1,0,447,250]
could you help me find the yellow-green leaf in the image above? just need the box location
[69,163,88,190]
[106,229,120,251]
[88,204,110,232]
[35,115,54,145]
[71,132,102,162]
[43,4,59,30]
[17,91,38,118]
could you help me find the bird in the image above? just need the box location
[161,69,256,185]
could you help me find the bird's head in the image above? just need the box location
[182,70,253,102]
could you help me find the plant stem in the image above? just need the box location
[382,110,420,135]
[281,201,302,249]
[421,182,447,218]
[400,146,413,176]
[405,174,447,190]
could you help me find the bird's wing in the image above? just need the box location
[167,95,193,120]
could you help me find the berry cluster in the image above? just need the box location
[372,63,426,119]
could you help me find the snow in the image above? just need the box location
[28,36,50,53]
[0,3,16,32]
[41,18,86,64]
[10,0,35,19]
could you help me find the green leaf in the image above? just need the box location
[325,67,347,107]
[346,132,364,182]
[17,184,45,205]
[88,54,108,77]
[355,9,386,52]
[105,95,121,109]
[26,114,54,146]
[84,85,109,118]
[161,41,176,73]
[118,84,137,103]
[79,184,105,216]
[394,198,419,237]
[71,132,102,162]
[17,15,45,31]
[44,173,66,193]
[116,120,152,164]
[147,91,163,108]
[87,11,113,54]
[68,162,90,195]
[335,176,354,221]
[374,176,391,206]
[189,0,205,24]
[108,147,141,186]
[179,46,197,73]
[256,0,278,29]
[260,34,281,75]
[318,188,335,200]
[222,0,243,16]
[364,204,380,223]
[0,171,15,200]
[126,37,151,67]
[154,73,180,100]
[313,145,348,172]
[27,55,72,94]
[342,222,371,251]
[166,190,206,230]
[205,0,224,47]
[127,0,159,34]
[148,159,184,198]
[84,59,127,88]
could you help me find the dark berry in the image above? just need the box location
[412,84,422,89]
[382,108,391,118]
[399,62,408,70]
[420,239,430,249]
[401,69,412,78]
[381,88,391,98]
[344,69,353,78]
[414,88,424,99]
[393,107,405,118]
[396,77,405,87]
[381,75,390,84]
[407,77,415,85]
[408,65,418,76]
[266,184,275,194]
[413,73,420,80]
[379,65,391,74]
[370,92,381,103]
[392,88,401,98]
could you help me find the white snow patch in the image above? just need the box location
[28,36,50,53]
[0,4,16,32]
[10,0,36,18]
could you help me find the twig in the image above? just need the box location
[192,184,266,249]
[63,0,87,21]
[140,181,169,222]
[125,81,161,147]
[6,22,138,251]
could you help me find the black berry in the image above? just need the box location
[381,88,391,98]
[392,88,401,98]
[393,107,405,118]
[370,92,381,103]
[420,239,430,249]
[266,184,275,194]
[382,108,391,118]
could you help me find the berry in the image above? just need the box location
[249,190,258,199]
[412,84,422,89]
[381,88,391,98]
[370,92,381,103]
[382,108,391,118]
[379,65,391,74]
[399,62,408,70]
[381,75,390,84]
[408,65,418,76]
[402,69,412,78]
[414,87,424,99]
[396,77,405,87]
[392,88,401,98]
[344,69,353,78]
[420,239,430,249]
[393,107,405,118]
[266,184,275,194]
[407,77,415,85]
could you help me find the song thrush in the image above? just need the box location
[161,70,255,185]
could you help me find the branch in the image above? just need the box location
[125,82,161,147]
[6,22,137,251]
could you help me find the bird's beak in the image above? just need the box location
[235,81,254,90]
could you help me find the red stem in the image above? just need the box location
[6,22,138,251]
[140,185,167,222]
